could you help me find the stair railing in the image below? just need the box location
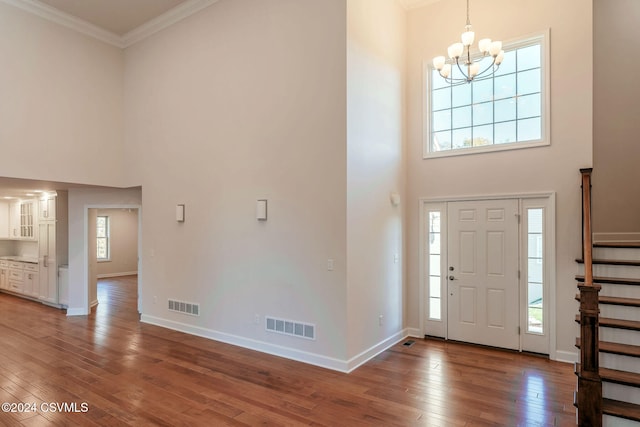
[577,168,602,426]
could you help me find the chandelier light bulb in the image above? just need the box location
[495,50,505,65]
[461,30,475,47]
[448,42,464,59]
[478,38,492,54]
[470,62,480,77]
[441,64,452,78]
[433,56,446,70]
[490,41,503,56]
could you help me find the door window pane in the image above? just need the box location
[527,208,544,334]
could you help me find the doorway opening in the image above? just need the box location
[420,194,556,356]
[88,207,140,316]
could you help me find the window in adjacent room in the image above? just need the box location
[425,32,549,157]
[97,215,110,261]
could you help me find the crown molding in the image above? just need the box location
[396,0,442,10]
[1,0,122,46]
[121,0,219,48]
[0,0,220,49]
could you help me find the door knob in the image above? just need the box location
[449,275,456,280]
[449,266,454,271]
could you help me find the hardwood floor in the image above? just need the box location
[0,276,577,426]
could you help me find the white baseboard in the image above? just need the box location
[141,314,409,373]
[97,271,138,279]
[406,328,422,338]
[141,314,350,372]
[554,349,578,364]
[345,329,409,373]
[66,307,89,316]
[593,232,640,243]
[90,299,99,308]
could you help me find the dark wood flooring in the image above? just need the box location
[0,276,577,426]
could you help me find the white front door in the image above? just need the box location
[447,199,519,350]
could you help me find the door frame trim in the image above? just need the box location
[418,192,557,359]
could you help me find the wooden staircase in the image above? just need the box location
[574,168,640,426]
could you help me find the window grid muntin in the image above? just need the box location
[428,36,544,154]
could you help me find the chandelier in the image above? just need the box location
[432,0,505,84]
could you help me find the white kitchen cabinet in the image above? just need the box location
[39,222,57,304]
[24,270,39,298]
[8,264,23,294]
[0,261,8,290]
[39,195,55,221]
[0,202,9,239]
[9,202,20,238]
[8,200,37,240]
[19,200,36,239]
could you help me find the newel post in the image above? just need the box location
[577,168,602,427]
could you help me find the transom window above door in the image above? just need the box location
[424,32,549,158]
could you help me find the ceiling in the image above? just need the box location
[37,0,188,36]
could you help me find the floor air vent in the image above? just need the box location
[168,299,200,316]
[265,316,315,340]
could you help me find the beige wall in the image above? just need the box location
[592,0,640,236]
[346,0,407,361]
[96,208,139,277]
[0,2,125,187]
[406,0,592,360]
[124,0,349,366]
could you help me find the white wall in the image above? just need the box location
[123,0,349,367]
[346,0,407,362]
[96,208,139,277]
[406,0,592,360]
[0,2,125,187]
[67,187,142,315]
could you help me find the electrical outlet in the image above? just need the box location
[153,296,157,304]
[254,314,260,324]
[394,253,399,264]
[379,315,384,326]
[327,259,334,271]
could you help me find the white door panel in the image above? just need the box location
[448,199,519,350]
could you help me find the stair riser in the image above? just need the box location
[601,329,640,346]
[605,383,640,406]
[604,414,640,426]
[601,353,640,375]
[578,264,640,280]
[600,305,640,323]
[595,247,640,261]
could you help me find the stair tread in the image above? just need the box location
[574,315,640,331]
[595,242,640,248]
[576,258,640,266]
[575,363,640,387]
[603,398,640,422]
[575,338,640,358]
[576,275,640,286]
[575,294,640,307]
[601,367,640,387]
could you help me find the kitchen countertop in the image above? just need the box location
[0,256,38,264]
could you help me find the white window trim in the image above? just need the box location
[97,215,110,262]
[422,29,551,159]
